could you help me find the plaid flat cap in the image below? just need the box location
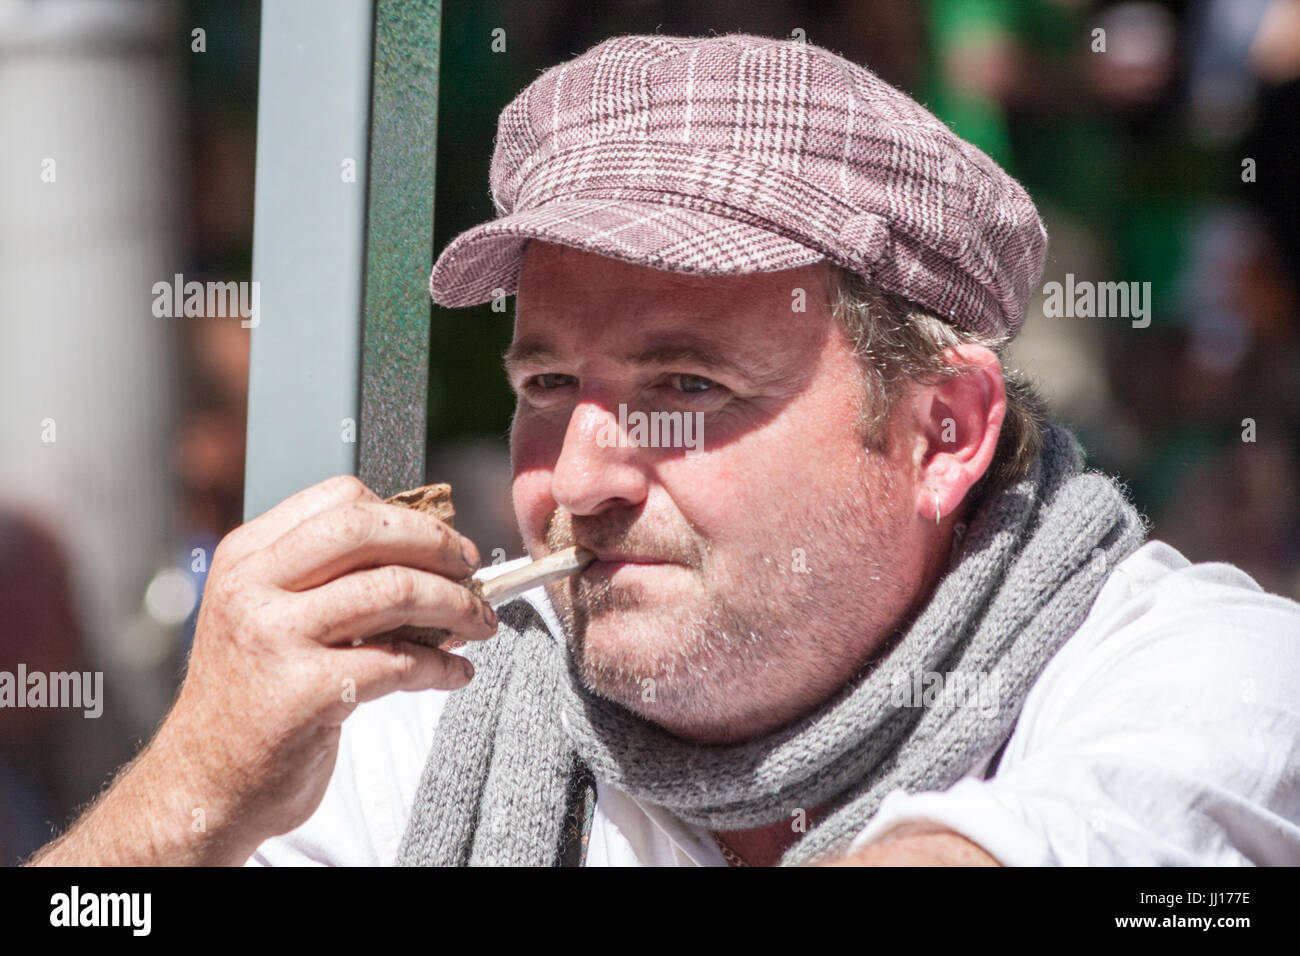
[430,33,1048,338]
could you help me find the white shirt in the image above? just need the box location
[246,541,1300,866]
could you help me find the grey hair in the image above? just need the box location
[827,265,1049,490]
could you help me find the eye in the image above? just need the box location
[528,373,577,390]
[670,373,718,394]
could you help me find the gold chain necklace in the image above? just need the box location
[711,832,751,867]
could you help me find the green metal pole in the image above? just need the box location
[358,0,441,498]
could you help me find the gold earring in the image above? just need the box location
[933,488,942,525]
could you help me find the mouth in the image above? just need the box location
[590,550,669,564]
[581,550,679,576]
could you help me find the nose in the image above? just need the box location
[551,399,649,516]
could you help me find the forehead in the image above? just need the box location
[514,241,832,349]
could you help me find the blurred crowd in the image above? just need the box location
[2,0,1297,864]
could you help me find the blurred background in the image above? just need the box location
[1,0,1297,864]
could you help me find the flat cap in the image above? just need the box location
[430,33,1048,338]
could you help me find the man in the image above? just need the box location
[31,34,1300,867]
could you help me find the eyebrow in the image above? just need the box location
[502,336,747,379]
[501,341,559,374]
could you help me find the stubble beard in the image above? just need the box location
[543,457,914,744]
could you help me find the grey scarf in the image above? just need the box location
[397,425,1147,866]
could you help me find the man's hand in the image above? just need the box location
[28,475,497,867]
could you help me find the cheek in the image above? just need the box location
[510,418,559,551]
[658,400,890,562]
[653,447,823,562]
[511,477,550,554]
[686,409,870,522]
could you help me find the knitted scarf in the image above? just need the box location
[396,425,1147,866]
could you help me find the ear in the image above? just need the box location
[906,345,1006,524]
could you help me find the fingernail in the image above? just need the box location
[461,658,475,681]
[461,539,480,571]
[482,601,497,629]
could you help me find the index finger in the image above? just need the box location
[216,475,379,567]
[247,500,480,591]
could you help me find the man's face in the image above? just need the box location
[508,242,928,743]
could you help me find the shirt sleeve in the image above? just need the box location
[846,545,1300,865]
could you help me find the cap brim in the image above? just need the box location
[429,198,828,308]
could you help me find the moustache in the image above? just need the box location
[543,509,705,570]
